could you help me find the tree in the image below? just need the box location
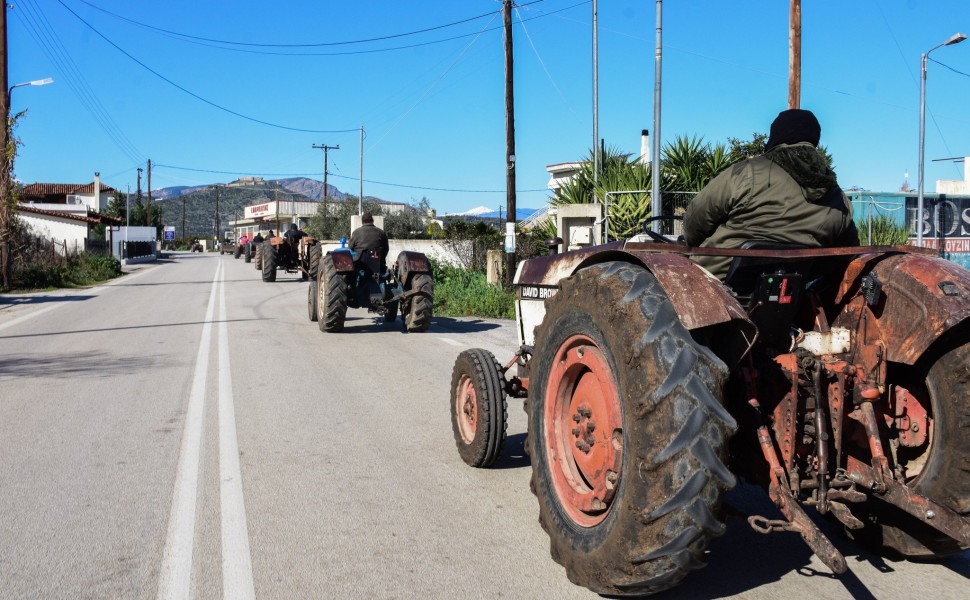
[306,196,384,240]
[384,197,433,239]
[106,191,128,222]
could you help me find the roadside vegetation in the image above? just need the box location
[431,259,515,319]
[11,223,122,290]
[858,214,911,245]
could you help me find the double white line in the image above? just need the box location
[157,260,255,599]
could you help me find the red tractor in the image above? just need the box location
[307,246,434,333]
[449,223,970,596]
[258,234,315,282]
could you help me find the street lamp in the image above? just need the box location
[6,77,54,104]
[917,33,966,247]
[1,77,54,290]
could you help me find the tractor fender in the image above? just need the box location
[834,252,970,365]
[325,249,356,274]
[395,251,432,285]
[514,244,755,366]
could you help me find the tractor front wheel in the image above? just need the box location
[307,280,319,322]
[528,261,735,596]
[450,349,507,467]
[261,244,277,282]
[317,257,348,332]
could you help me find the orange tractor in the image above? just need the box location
[450,224,970,596]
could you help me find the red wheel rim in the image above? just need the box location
[544,334,622,527]
[456,374,478,444]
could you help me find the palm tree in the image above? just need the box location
[551,136,736,239]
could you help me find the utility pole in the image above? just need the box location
[210,185,221,241]
[503,0,517,288]
[181,196,186,242]
[359,126,364,215]
[312,143,339,219]
[0,3,10,289]
[146,159,153,227]
[136,167,143,202]
[788,0,801,109]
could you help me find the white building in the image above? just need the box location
[937,156,970,195]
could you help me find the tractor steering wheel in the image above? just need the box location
[641,215,686,244]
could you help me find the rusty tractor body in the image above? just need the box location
[258,235,316,282]
[449,237,970,596]
[310,248,434,333]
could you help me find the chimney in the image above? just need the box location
[93,172,101,212]
[640,130,650,165]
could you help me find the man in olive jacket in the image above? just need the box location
[683,109,859,280]
[348,212,389,262]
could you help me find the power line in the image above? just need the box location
[55,0,360,133]
[929,57,970,79]
[74,0,505,48]
[64,0,576,58]
[17,0,145,163]
[152,163,549,194]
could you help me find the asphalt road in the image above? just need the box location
[0,252,967,599]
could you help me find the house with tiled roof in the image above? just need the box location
[16,173,123,254]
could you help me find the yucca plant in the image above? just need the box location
[858,215,910,245]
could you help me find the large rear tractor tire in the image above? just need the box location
[261,244,277,282]
[307,279,319,322]
[308,244,322,280]
[403,273,433,332]
[254,245,262,270]
[245,244,252,263]
[317,257,348,332]
[451,349,508,468]
[528,261,735,596]
[234,246,241,259]
[845,329,970,558]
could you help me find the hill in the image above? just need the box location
[154,181,313,238]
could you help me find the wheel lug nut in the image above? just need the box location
[571,428,581,437]
[572,414,581,423]
[586,420,596,432]
[585,434,595,446]
[575,441,591,453]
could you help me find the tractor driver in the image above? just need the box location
[683,108,859,281]
[348,212,389,263]
[284,222,307,245]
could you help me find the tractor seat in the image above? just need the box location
[722,241,814,304]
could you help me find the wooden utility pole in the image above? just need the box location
[788,0,801,109]
[146,159,153,227]
[181,196,186,241]
[312,143,339,219]
[210,185,221,240]
[503,0,516,288]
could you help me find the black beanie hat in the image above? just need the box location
[765,109,821,151]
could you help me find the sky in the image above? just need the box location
[8,0,970,216]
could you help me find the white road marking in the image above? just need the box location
[217,264,256,599]
[157,262,220,600]
[438,337,464,347]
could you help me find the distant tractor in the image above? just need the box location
[309,247,433,333]
[258,234,316,282]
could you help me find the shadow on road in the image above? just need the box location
[0,351,159,378]
[489,433,530,470]
[432,317,503,334]
[0,318,259,340]
[0,295,96,307]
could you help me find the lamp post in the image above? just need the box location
[917,33,966,247]
[0,77,53,289]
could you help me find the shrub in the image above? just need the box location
[858,215,910,246]
[430,259,515,319]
